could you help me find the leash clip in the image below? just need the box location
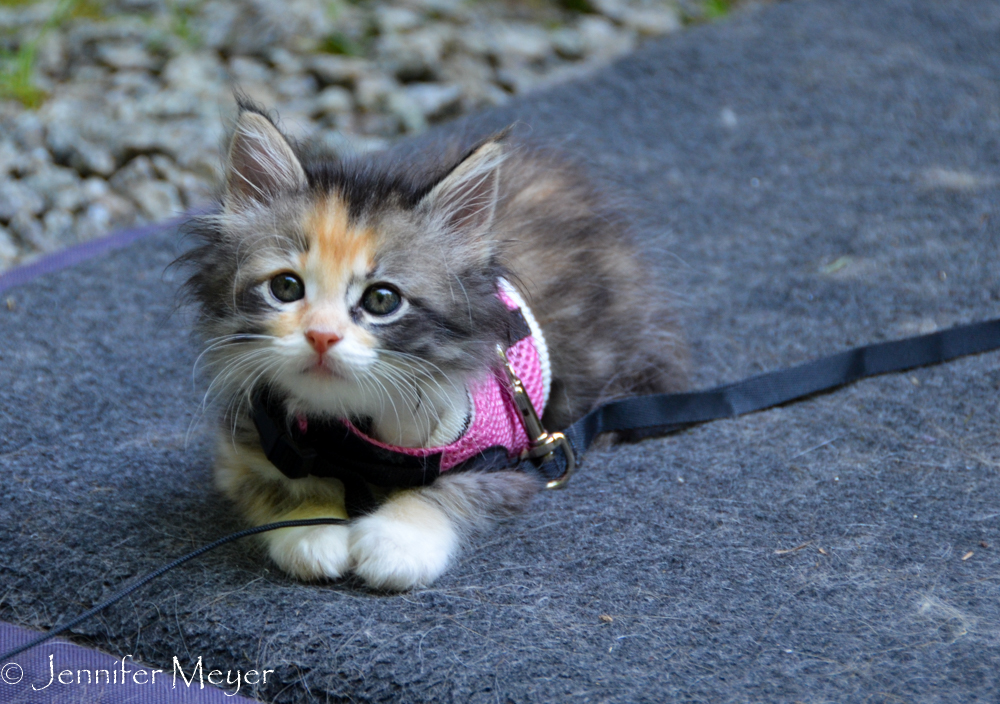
[497,345,576,489]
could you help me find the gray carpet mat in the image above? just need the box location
[2,0,999,701]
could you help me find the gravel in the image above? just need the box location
[0,0,730,272]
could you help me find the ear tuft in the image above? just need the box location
[421,139,505,236]
[226,111,307,206]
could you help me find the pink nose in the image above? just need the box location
[306,330,342,354]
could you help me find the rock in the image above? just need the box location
[0,225,19,267]
[95,42,158,71]
[376,6,422,34]
[377,27,450,82]
[404,0,468,21]
[43,119,80,165]
[65,15,153,46]
[162,53,227,98]
[199,0,334,55]
[0,139,21,176]
[313,86,354,116]
[77,141,118,177]
[354,75,401,112]
[134,88,204,119]
[47,119,116,175]
[233,82,280,111]
[24,164,85,211]
[128,179,184,221]
[578,16,636,59]
[309,130,389,159]
[456,29,490,57]
[495,66,541,94]
[273,74,318,100]
[551,28,586,60]
[110,155,157,192]
[357,112,405,138]
[268,47,304,76]
[68,64,110,85]
[35,30,66,77]
[42,209,75,241]
[228,56,273,84]
[0,180,45,221]
[386,92,427,134]
[110,69,160,94]
[17,148,54,178]
[0,3,51,30]
[309,55,371,87]
[8,212,54,252]
[151,155,212,207]
[82,177,109,200]
[437,56,507,108]
[589,0,628,22]
[114,0,162,12]
[116,121,222,172]
[402,83,462,121]
[80,192,136,233]
[12,111,45,150]
[490,24,552,64]
[622,7,682,37]
[167,124,225,178]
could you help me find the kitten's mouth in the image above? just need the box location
[305,355,344,380]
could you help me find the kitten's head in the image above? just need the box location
[183,105,513,434]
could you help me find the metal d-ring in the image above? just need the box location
[497,345,576,489]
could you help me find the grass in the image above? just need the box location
[0,38,45,107]
[320,32,364,56]
[0,0,90,108]
[703,0,733,19]
[167,0,200,48]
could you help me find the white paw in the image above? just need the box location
[348,498,457,591]
[266,524,351,581]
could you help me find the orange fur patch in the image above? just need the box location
[304,195,376,290]
[285,195,379,341]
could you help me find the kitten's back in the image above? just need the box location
[491,144,687,428]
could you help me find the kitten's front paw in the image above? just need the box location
[348,495,457,591]
[266,524,351,581]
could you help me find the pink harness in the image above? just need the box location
[252,282,570,514]
[342,284,549,470]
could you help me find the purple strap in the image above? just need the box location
[0,214,194,296]
[0,621,260,702]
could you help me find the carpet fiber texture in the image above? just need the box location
[2,0,999,701]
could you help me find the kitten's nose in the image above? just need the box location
[306,330,342,354]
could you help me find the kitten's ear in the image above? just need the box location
[225,110,307,207]
[421,139,505,236]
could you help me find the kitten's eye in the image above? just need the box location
[361,285,402,316]
[269,273,305,303]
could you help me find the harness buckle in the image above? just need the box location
[497,345,576,489]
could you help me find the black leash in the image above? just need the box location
[0,518,347,662]
[4,317,1000,662]
[548,316,1000,482]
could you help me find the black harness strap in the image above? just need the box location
[543,317,1000,483]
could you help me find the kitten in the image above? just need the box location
[182,103,686,590]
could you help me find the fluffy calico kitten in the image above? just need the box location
[182,103,686,590]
